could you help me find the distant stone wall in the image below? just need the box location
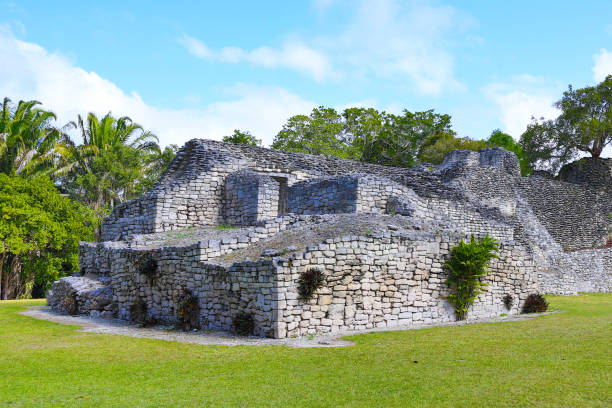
[558,248,612,292]
[100,139,469,240]
[100,195,159,241]
[558,157,612,191]
[286,174,419,216]
[224,170,280,225]
[518,177,612,250]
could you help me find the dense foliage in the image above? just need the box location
[522,293,549,313]
[56,113,163,218]
[0,174,97,299]
[0,97,176,298]
[0,97,64,176]
[222,129,261,146]
[445,235,499,320]
[232,311,255,335]
[271,106,518,169]
[297,268,326,302]
[520,75,612,172]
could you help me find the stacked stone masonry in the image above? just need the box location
[49,140,612,338]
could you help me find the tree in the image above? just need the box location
[271,107,350,158]
[418,133,488,164]
[520,75,612,172]
[57,113,160,216]
[222,129,261,146]
[377,110,455,167]
[272,106,457,167]
[0,174,97,299]
[445,235,499,320]
[342,107,389,163]
[0,97,65,176]
[486,129,530,175]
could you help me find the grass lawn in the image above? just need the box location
[0,294,611,407]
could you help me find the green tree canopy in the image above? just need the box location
[222,129,261,146]
[272,106,457,167]
[57,112,160,217]
[271,107,348,157]
[0,174,97,299]
[0,98,65,176]
[486,129,530,175]
[418,133,488,165]
[520,75,612,172]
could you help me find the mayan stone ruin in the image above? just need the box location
[47,139,612,338]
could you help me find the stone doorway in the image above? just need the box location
[273,176,288,215]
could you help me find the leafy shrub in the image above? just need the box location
[232,311,255,336]
[61,292,78,315]
[129,298,150,325]
[522,294,548,314]
[177,289,201,331]
[445,234,499,320]
[297,268,326,302]
[503,294,514,311]
[132,252,158,279]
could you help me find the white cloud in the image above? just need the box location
[0,27,315,147]
[593,48,612,82]
[330,0,470,95]
[483,75,561,138]
[312,0,335,11]
[177,34,212,59]
[178,35,334,82]
[179,0,473,94]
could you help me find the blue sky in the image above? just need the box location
[1,0,611,149]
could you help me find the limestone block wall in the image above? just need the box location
[423,198,515,242]
[287,175,359,214]
[558,248,612,292]
[100,139,476,240]
[108,247,279,337]
[557,157,612,191]
[518,177,612,250]
[272,232,540,338]
[224,170,280,225]
[101,195,160,241]
[286,174,423,216]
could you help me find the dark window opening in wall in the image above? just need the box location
[273,176,288,215]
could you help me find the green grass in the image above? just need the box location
[215,224,237,231]
[1,294,611,407]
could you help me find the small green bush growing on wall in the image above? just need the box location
[445,234,499,320]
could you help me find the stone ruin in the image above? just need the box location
[47,139,612,338]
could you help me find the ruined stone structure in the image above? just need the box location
[47,140,612,338]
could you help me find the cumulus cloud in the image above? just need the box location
[483,75,561,138]
[180,0,473,94]
[329,0,470,95]
[177,34,212,59]
[0,27,315,147]
[311,0,335,11]
[593,48,612,81]
[178,35,334,82]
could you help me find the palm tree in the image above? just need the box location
[0,97,66,176]
[56,112,160,214]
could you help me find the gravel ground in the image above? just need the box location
[20,306,554,348]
